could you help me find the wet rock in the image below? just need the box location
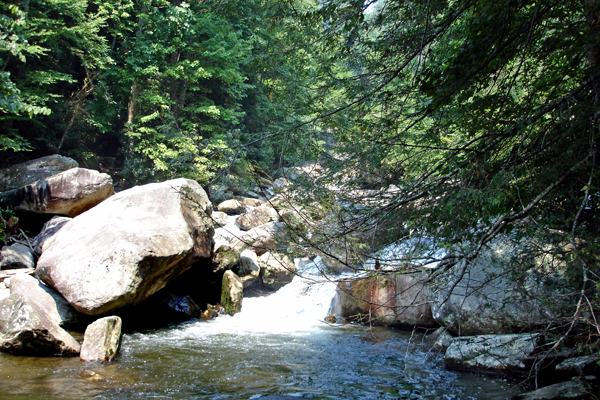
[0,292,80,356]
[221,270,243,315]
[32,216,71,255]
[0,168,114,217]
[423,327,454,353]
[0,242,35,270]
[445,333,543,376]
[0,155,78,192]
[259,252,296,291]
[80,316,122,362]
[36,178,214,315]
[512,376,598,400]
[235,205,280,231]
[211,211,229,227]
[555,355,599,378]
[9,273,82,329]
[216,199,245,215]
[164,293,201,319]
[330,272,438,329]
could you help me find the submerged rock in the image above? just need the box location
[36,178,214,315]
[0,168,114,217]
[80,316,122,362]
[0,292,80,356]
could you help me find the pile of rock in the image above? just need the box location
[0,155,300,361]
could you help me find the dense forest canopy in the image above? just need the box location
[1,0,599,345]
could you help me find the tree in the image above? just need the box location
[269,0,600,349]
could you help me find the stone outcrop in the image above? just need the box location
[0,168,114,217]
[221,270,243,315]
[429,236,565,335]
[36,178,214,315]
[329,272,438,328]
[216,199,245,215]
[235,205,280,231]
[0,292,80,356]
[33,215,71,255]
[80,316,122,362]
[9,273,82,328]
[0,155,78,192]
[0,242,35,270]
[445,333,543,376]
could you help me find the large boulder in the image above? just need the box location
[36,178,214,315]
[9,273,82,328]
[330,272,438,329]
[0,292,80,356]
[445,333,544,376]
[429,235,566,335]
[0,168,114,217]
[0,155,78,192]
[0,242,35,270]
[235,205,280,231]
[80,316,122,362]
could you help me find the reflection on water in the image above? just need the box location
[0,268,518,400]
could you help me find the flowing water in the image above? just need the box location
[0,262,519,400]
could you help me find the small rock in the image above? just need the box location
[217,199,245,215]
[259,252,296,291]
[555,354,599,378]
[211,211,229,227]
[221,270,243,316]
[80,316,122,362]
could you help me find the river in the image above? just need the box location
[0,261,519,400]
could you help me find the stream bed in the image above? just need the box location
[0,266,520,400]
